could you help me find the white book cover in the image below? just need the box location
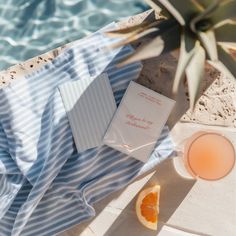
[103,81,175,162]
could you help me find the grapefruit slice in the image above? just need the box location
[136,185,160,230]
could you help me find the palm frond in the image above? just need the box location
[109,19,177,49]
[105,20,156,38]
[210,0,236,27]
[158,0,200,25]
[198,30,218,60]
[214,22,236,43]
[217,45,236,78]
[110,27,159,49]
[117,24,180,66]
[145,0,162,13]
[190,0,220,33]
[194,0,222,9]
[172,32,197,93]
[117,36,164,67]
[185,44,206,109]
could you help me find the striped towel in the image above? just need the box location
[0,23,174,236]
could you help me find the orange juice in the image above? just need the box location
[184,132,235,180]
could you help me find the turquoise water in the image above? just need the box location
[0,0,148,70]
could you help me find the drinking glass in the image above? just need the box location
[173,131,235,180]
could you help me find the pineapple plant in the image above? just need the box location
[107,0,236,109]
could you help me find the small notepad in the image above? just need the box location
[59,73,116,152]
[103,81,175,162]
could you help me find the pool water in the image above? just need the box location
[0,0,148,70]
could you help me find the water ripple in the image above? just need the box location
[0,0,148,70]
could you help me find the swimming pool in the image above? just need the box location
[0,0,148,70]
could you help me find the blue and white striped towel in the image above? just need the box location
[0,23,174,236]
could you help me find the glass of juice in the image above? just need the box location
[174,132,235,180]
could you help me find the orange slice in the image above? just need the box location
[136,185,160,230]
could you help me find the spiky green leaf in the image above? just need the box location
[173,31,197,93]
[185,44,206,110]
[117,36,164,66]
[216,45,236,79]
[145,0,162,13]
[110,27,160,48]
[109,19,177,49]
[144,0,173,19]
[208,60,235,81]
[190,0,220,33]
[210,0,236,27]
[214,22,236,43]
[117,25,180,66]
[198,29,218,60]
[194,0,215,9]
[158,0,200,25]
[105,21,156,38]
